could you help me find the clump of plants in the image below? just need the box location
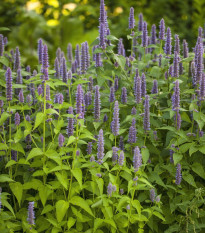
[0,0,205,232]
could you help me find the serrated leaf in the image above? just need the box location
[141,147,149,164]
[26,148,43,161]
[56,200,69,222]
[71,168,82,189]
[67,136,76,146]
[173,153,183,165]
[33,112,45,130]
[132,200,141,216]
[0,112,10,126]
[192,163,205,179]
[0,143,8,150]
[11,143,25,155]
[0,174,14,183]
[55,172,68,190]
[182,173,196,187]
[38,185,52,206]
[9,182,23,207]
[153,211,165,221]
[67,217,76,230]
[70,196,94,216]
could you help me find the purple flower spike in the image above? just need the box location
[138,13,143,32]
[0,34,4,56]
[54,58,60,79]
[131,107,137,115]
[142,21,148,47]
[114,77,119,92]
[119,136,124,151]
[75,44,80,69]
[19,89,24,103]
[67,107,74,137]
[143,95,150,132]
[183,40,189,58]
[159,18,165,40]
[121,87,127,104]
[76,84,84,119]
[38,39,43,64]
[94,85,101,121]
[58,133,65,147]
[97,129,104,162]
[37,85,43,96]
[5,67,12,102]
[150,189,156,202]
[172,80,180,111]
[174,34,180,54]
[87,142,92,155]
[170,144,175,163]
[174,111,181,130]
[164,27,172,56]
[112,146,119,163]
[61,57,68,83]
[118,151,124,166]
[128,125,137,144]
[151,80,158,94]
[67,43,73,63]
[80,42,86,74]
[129,7,135,29]
[134,75,142,104]
[118,39,125,56]
[27,202,35,225]
[99,0,105,25]
[103,114,108,122]
[133,146,142,172]
[107,182,113,197]
[99,23,106,49]
[200,73,205,101]
[175,163,182,185]
[151,24,156,45]
[173,51,179,77]
[42,44,49,80]
[14,47,21,71]
[111,101,120,136]
[15,112,20,126]
[120,188,124,195]
[141,73,146,97]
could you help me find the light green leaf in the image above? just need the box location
[11,143,25,155]
[55,172,68,190]
[67,217,76,230]
[0,112,10,126]
[0,143,8,150]
[56,200,69,223]
[41,204,54,215]
[141,147,149,164]
[33,112,45,130]
[71,168,82,189]
[0,174,14,182]
[26,148,43,161]
[67,136,76,146]
[5,160,17,168]
[153,211,165,221]
[70,196,94,216]
[38,185,52,206]
[183,173,196,187]
[173,153,183,165]
[132,200,141,216]
[9,182,23,207]
[192,163,205,179]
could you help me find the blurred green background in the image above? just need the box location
[1,0,205,66]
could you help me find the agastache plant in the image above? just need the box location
[97,129,104,163]
[27,202,35,226]
[133,146,142,172]
[129,7,135,29]
[111,101,120,136]
[94,85,101,121]
[5,67,13,102]
[143,95,150,132]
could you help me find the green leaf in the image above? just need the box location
[150,66,161,78]
[26,148,43,161]
[153,211,165,221]
[56,200,69,222]
[0,143,8,150]
[0,27,10,31]
[0,56,9,67]
[0,174,14,182]
[66,136,76,146]
[9,182,23,207]
[67,217,76,230]
[5,160,17,168]
[41,204,54,215]
[132,200,142,216]
[55,172,68,190]
[11,143,25,155]
[173,153,183,165]
[189,144,198,156]
[182,173,196,187]
[94,218,103,232]
[114,54,126,69]
[70,196,94,216]
[71,168,82,189]
[141,147,149,164]
[96,178,104,195]
[39,185,52,206]
[33,112,45,130]
[192,163,205,179]
[0,112,10,126]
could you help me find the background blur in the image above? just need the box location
[1,0,205,66]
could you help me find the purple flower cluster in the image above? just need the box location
[111,101,120,136]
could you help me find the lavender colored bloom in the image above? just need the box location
[134,75,142,104]
[118,39,125,56]
[67,43,73,63]
[58,133,65,147]
[172,80,180,111]
[169,66,173,77]
[133,146,142,172]
[90,155,95,162]
[94,85,101,121]
[138,13,143,31]
[174,111,181,130]
[120,188,124,195]
[27,202,35,225]
[151,80,158,94]
[195,37,203,86]
[58,93,64,104]
[75,44,80,69]
[76,150,80,157]
[151,24,156,45]
[142,21,148,47]
[85,91,92,107]
[85,41,90,69]
[173,51,179,77]
[128,122,137,144]
[14,47,21,71]
[37,85,43,96]
[107,182,113,197]
[129,7,135,29]
[25,115,31,122]
[88,77,93,92]
[159,18,165,40]
[112,146,119,163]
[121,87,127,104]
[131,107,137,115]
[0,34,4,56]
[42,44,49,81]
[99,0,105,25]
[99,23,106,49]
[150,189,155,202]
[5,67,12,101]
[16,68,22,95]
[199,130,204,137]
[95,50,103,67]
[179,62,183,75]
[114,77,119,92]
[11,150,17,161]
[118,151,124,166]
[111,101,120,136]
[119,136,124,151]
[54,58,60,79]
[153,131,158,140]
[15,112,20,126]
[164,27,172,55]
[126,204,130,210]
[183,40,189,58]
[4,37,8,46]
[26,95,32,106]
[76,84,84,119]
[87,142,92,155]
[156,195,160,203]
[174,34,180,54]
[96,173,102,178]
[103,114,108,122]
[165,71,168,80]
[97,129,104,161]
[61,57,68,83]
[38,39,43,64]
[175,163,182,185]
[80,42,87,74]
[143,95,150,132]
[198,26,203,37]
[67,107,74,137]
